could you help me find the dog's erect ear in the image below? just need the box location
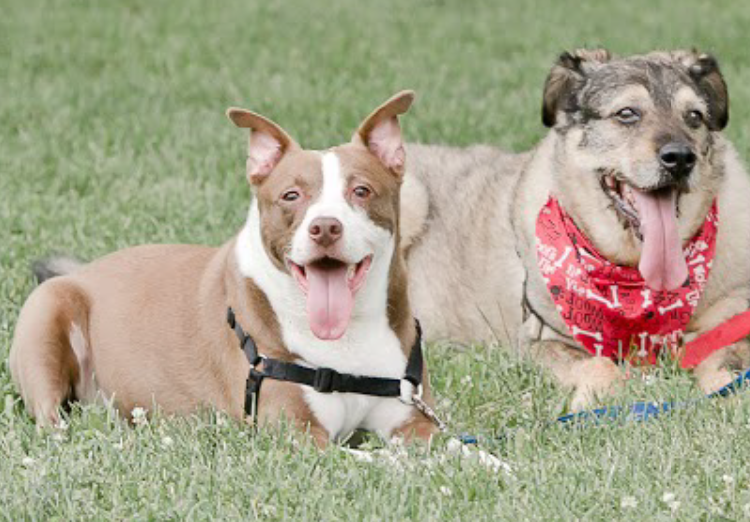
[542,48,611,128]
[352,90,415,177]
[226,108,300,185]
[684,52,729,131]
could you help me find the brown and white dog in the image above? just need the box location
[9,91,437,446]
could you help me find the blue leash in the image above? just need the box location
[459,366,750,445]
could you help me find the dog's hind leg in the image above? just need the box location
[9,279,91,427]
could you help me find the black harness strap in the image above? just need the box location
[404,319,424,386]
[227,308,264,416]
[226,307,424,418]
[261,359,403,396]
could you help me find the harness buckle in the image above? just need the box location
[249,354,265,370]
[245,367,266,424]
[313,367,341,393]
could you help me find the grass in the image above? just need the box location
[2,0,750,519]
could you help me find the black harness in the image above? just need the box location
[226,308,425,420]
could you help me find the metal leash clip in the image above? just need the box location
[413,394,447,432]
[399,380,447,432]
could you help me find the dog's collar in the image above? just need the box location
[226,307,425,420]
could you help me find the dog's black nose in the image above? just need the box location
[309,217,343,247]
[659,143,697,179]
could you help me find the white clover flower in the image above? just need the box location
[260,504,277,517]
[161,436,174,448]
[131,406,148,424]
[460,375,473,386]
[722,474,734,485]
[439,486,452,497]
[620,496,638,509]
[661,492,680,512]
[21,456,35,467]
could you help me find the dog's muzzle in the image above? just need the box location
[658,142,696,181]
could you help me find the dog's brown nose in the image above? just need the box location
[309,217,343,247]
[659,143,697,179]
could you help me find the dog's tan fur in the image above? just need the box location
[402,50,750,409]
[10,92,437,446]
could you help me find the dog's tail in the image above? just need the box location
[32,256,85,285]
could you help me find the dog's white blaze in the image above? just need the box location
[236,151,413,441]
[289,152,390,271]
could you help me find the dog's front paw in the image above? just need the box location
[695,367,734,394]
[693,342,748,394]
[569,357,623,411]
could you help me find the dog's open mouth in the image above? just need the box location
[288,255,373,340]
[601,175,642,237]
[600,173,688,291]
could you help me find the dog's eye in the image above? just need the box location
[685,110,704,129]
[614,107,641,124]
[352,185,372,199]
[281,190,301,202]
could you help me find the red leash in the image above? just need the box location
[680,309,750,369]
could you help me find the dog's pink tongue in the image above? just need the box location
[305,263,353,340]
[633,188,688,291]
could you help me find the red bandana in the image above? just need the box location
[536,197,719,364]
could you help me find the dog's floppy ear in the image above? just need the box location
[542,48,611,128]
[226,108,300,185]
[352,90,415,178]
[685,52,729,131]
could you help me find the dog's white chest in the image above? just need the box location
[290,323,415,441]
[302,391,413,442]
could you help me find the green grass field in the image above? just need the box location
[3,0,750,519]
